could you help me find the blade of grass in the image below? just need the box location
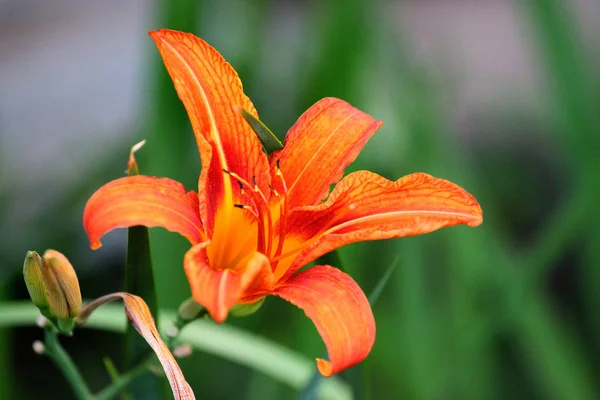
[122,143,162,399]
[0,283,13,400]
[515,2,599,396]
[514,294,596,400]
[123,225,161,399]
[519,0,600,338]
[297,0,374,111]
[367,257,400,306]
[103,357,134,400]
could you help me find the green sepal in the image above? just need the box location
[57,318,75,336]
[230,297,265,317]
[23,251,49,310]
[240,109,283,155]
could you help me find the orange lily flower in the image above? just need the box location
[83,29,483,376]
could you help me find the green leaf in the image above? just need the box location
[240,109,283,154]
[123,144,161,398]
[103,357,134,400]
[367,256,400,306]
[123,226,162,399]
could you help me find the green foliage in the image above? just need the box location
[241,110,284,154]
[124,226,162,399]
[1,0,599,399]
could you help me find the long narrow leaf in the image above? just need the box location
[124,141,162,399]
[240,109,283,154]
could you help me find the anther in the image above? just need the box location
[269,184,280,198]
[234,203,258,218]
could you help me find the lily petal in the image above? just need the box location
[273,266,375,377]
[76,293,195,399]
[281,171,482,278]
[83,176,204,249]
[184,242,272,323]
[270,98,382,208]
[149,29,270,233]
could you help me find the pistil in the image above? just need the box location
[272,160,289,259]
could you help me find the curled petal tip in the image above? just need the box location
[316,358,333,377]
[465,199,483,227]
[467,215,483,227]
[90,241,102,250]
[273,266,374,377]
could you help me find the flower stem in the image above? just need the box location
[95,358,152,400]
[43,326,94,400]
[164,298,208,350]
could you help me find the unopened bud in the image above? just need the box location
[23,249,82,333]
[165,324,179,339]
[172,344,192,359]
[23,251,50,311]
[42,250,82,320]
[177,297,204,322]
[36,315,48,328]
[230,297,265,317]
[32,341,45,355]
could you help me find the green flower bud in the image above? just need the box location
[23,249,82,333]
[23,251,50,311]
[42,250,82,319]
[177,297,205,322]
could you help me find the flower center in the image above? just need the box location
[223,160,289,270]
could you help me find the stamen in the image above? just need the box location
[233,203,258,218]
[224,170,272,254]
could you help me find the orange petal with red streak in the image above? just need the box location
[270,98,382,208]
[83,176,204,249]
[149,29,270,233]
[184,242,272,323]
[273,266,375,376]
[281,171,482,278]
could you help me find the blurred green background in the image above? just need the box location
[1,0,599,399]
